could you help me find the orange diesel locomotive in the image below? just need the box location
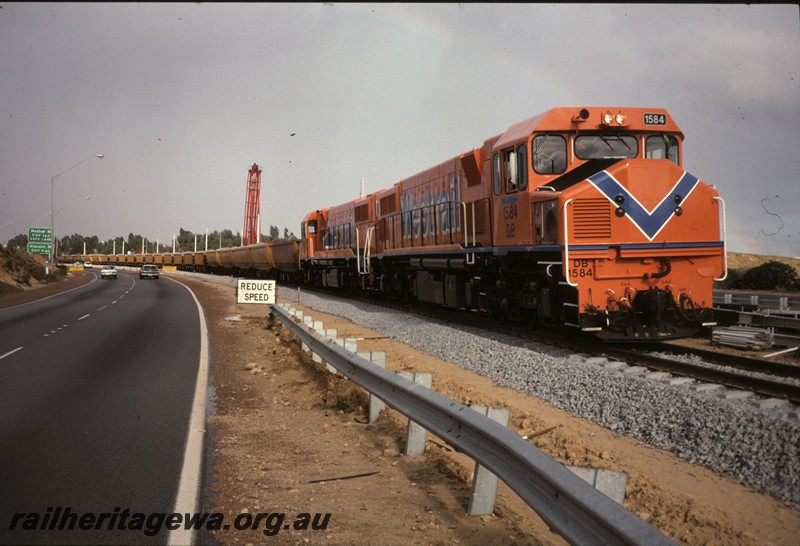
[61,107,727,341]
[299,106,727,340]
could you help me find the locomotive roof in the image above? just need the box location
[493,106,683,150]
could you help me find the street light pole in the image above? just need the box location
[54,196,91,259]
[50,154,103,267]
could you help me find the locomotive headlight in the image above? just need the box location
[603,111,615,125]
[615,111,627,125]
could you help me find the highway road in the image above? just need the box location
[0,270,208,545]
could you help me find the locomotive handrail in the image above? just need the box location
[562,198,578,287]
[461,201,476,265]
[355,225,375,275]
[713,196,728,282]
[271,303,676,546]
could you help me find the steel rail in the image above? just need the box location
[647,342,800,379]
[597,345,800,404]
[271,303,676,546]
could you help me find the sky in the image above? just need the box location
[1,3,798,257]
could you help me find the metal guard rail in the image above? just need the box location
[271,303,675,546]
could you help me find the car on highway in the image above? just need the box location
[139,264,160,280]
[84,262,93,269]
[100,265,118,279]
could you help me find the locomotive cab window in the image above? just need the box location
[517,144,528,190]
[504,148,518,193]
[500,145,529,193]
[646,134,680,165]
[532,134,567,174]
[493,153,502,195]
[574,134,638,159]
[307,220,317,234]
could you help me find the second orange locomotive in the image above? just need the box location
[299,106,727,340]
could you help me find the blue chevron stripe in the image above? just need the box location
[587,170,700,240]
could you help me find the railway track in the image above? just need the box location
[598,344,800,405]
[291,284,800,406]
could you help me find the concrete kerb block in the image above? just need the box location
[343,338,358,353]
[295,311,309,352]
[467,405,509,516]
[326,338,357,375]
[398,372,432,456]
[566,466,628,505]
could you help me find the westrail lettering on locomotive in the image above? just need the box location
[322,210,354,250]
[400,175,461,240]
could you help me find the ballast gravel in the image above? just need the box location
[283,288,800,509]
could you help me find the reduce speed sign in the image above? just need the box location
[237,279,276,304]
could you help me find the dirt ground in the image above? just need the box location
[2,268,798,545]
[180,277,799,546]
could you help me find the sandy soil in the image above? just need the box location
[181,278,799,546]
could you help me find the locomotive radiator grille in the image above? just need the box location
[573,198,611,239]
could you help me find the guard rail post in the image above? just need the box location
[324,329,338,373]
[358,351,388,423]
[398,371,433,456]
[467,405,510,515]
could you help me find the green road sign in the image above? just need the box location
[27,242,53,254]
[28,227,53,243]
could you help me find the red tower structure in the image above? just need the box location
[242,163,262,246]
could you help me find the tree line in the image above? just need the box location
[5,226,296,256]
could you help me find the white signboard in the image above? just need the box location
[237,279,276,304]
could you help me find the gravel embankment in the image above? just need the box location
[281,287,800,509]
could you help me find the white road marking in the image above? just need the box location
[168,280,210,546]
[0,347,23,360]
[78,314,90,320]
